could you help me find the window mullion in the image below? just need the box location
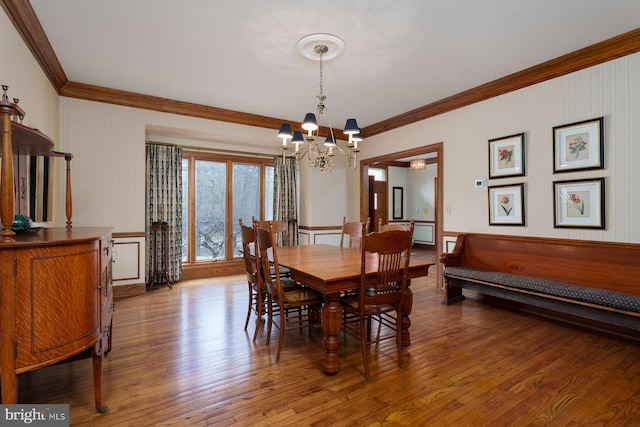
[188,156,197,264]
[226,159,234,261]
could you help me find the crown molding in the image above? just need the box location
[1,0,68,90]
[363,28,640,137]
[59,81,340,136]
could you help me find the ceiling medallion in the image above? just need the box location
[296,33,346,61]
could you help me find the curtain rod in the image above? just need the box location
[146,141,276,158]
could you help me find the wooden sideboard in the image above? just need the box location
[0,227,113,412]
[1,89,112,412]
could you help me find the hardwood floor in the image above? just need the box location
[15,272,640,426]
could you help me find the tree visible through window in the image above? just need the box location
[195,159,226,260]
[232,163,259,257]
[181,151,274,264]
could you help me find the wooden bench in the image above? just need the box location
[439,233,640,333]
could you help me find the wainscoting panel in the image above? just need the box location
[414,223,434,245]
[313,232,341,246]
[112,235,145,286]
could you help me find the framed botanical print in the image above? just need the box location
[553,178,605,229]
[553,117,604,173]
[488,133,525,179]
[488,183,525,226]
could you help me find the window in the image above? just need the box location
[182,151,274,264]
[369,167,386,181]
[232,163,259,257]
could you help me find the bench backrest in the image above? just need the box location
[446,233,640,296]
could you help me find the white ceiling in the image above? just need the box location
[29,1,640,132]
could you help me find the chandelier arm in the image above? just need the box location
[330,144,348,155]
[282,147,312,160]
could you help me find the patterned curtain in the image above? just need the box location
[273,156,298,246]
[146,144,183,284]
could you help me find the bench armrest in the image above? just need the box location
[439,233,468,266]
[439,251,460,266]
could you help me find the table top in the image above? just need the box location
[274,244,433,294]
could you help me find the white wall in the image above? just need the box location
[298,160,349,227]
[407,163,436,222]
[359,53,640,243]
[387,164,436,222]
[387,166,407,220]
[0,13,58,137]
[1,10,59,217]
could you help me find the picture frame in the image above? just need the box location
[488,133,525,179]
[392,186,403,219]
[553,178,605,229]
[553,117,604,173]
[488,183,525,226]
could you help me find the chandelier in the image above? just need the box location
[277,34,362,172]
[410,158,426,170]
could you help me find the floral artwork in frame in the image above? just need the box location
[553,117,604,173]
[488,183,525,226]
[553,178,605,229]
[488,133,525,179]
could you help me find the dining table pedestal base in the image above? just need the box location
[401,285,414,348]
[321,294,343,374]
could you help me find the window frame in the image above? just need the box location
[182,150,274,265]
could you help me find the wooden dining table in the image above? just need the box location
[273,244,434,375]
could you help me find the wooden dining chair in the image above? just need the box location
[240,218,297,342]
[378,218,415,233]
[340,225,414,380]
[252,218,291,277]
[253,216,291,246]
[239,218,261,339]
[340,217,371,249]
[254,222,323,363]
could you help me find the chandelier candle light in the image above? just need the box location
[277,34,362,171]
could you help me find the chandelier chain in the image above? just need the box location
[317,47,326,114]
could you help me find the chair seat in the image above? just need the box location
[270,265,291,277]
[341,295,395,313]
[280,277,302,291]
[255,276,297,290]
[283,287,323,304]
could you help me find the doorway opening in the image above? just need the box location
[360,142,443,288]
